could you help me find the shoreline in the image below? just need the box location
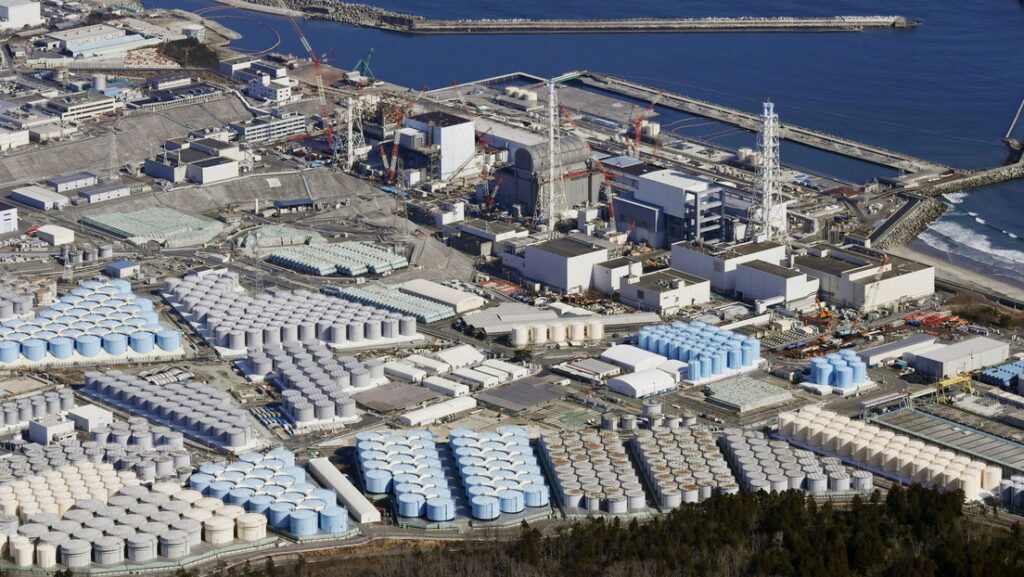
[208,0,304,18]
[888,244,1024,303]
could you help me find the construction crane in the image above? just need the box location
[935,373,974,404]
[278,13,335,163]
[485,176,503,209]
[352,49,375,84]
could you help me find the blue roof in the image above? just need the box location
[107,260,138,270]
[274,199,314,208]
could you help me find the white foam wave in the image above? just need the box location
[942,192,967,204]
[975,217,987,225]
[923,220,1024,268]
[968,211,978,217]
[1010,233,1019,239]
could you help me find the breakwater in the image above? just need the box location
[871,194,949,249]
[210,0,918,34]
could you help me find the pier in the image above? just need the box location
[212,0,918,35]
[578,72,949,174]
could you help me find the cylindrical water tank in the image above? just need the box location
[288,509,317,536]
[202,516,234,545]
[125,533,157,562]
[235,513,267,541]
[59,539,92,569]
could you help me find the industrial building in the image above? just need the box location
[399,279,485,313]
[105,260,140,279]
[9,185,69,210]
[611,169,727,248]
[911,336,1009,378]
[399,111,479,182]
[607,368,677,398]
[144,138,240,184]
[0,202,17,234]
[47,172,97,193]
[228,109,306,142]
[857,334,937,367]
[503,235,609,294]
[593,257,644,294]
[48,24,124,50]
[0,124,29,151]
[35,224,74,245]
[397,396,477,426]
[82,207,225,248]
[306,457,382,524]
[705,378,792,412]
[326,284,453,323]
[794,246,935,311]
[246,75,294,103]
[66,403,113,432]
[77,182,131,204]
[46,92,123,123]
[618,269,711,315]
[268,243,408,277]
[0,0,43,31]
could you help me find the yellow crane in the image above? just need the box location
[935,373,974,404]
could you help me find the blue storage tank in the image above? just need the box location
[102,333,129,356]
[288,509,317,536]
[835,366,854,389]
[156,330,181,351]
[710,351,724,374]
[470,496,500,520]
[727,348,742,369]
[20,339,46,361]
[188,473,215,493]
[812,362,833,387]
[76,335,101,358]
[699,356,712,379]
[498,490,525,513]
[246,495,274,515]
[206,481,234,499]
[397,493,425,518]
[522,484,549,507]
[0,341,20,363]
[47,337,74,359]
[129,331,155,354]
[267,503,294,529]
[851,362,867,384]
[198,463,225,476]
[426,498,455,522]
[362,471,389,493]
[318,506,349,533]
[227,488,255,507]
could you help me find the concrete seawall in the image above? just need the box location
[208,0,917,34]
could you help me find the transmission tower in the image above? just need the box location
[749,100,781,242]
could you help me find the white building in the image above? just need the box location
[0,202,17,234]
[47,92,122,123]
[912,337,1009,378]
[9,185,69,210]
[47,172,97,193]
[632,169,726,244]
[398,397,477,427]
[618,269,711,315]
[433,344,484,369]
[600,345,667,373]
[77,183,130,204]
[607,368,677,398]
[48,24,124,50]
[403,111,477,181]
[515,236,609,294]
[383,361,426,383]
[228,109,306,142]
[794,246,935,311]
[0,0,43,31]
[246,76,293,103]
[594,257,643,295]
[400,279,485,314]
[403,354,451,376]
[734,260,819,312]
[35,224,74,245]
[27,416,74,445]
[422,376,469,397]
[671,240,786,294]
[0,125,28,151]
[67,404,113,432]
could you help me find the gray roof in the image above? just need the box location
[47,172,95,185]
[531,237,603,258]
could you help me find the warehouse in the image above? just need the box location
[422,376,469,397]
[705,378,792,412]
[478,359,530,381]
[46,172,97,193]
[618,269,711,315]
[9,185,69,210]
[77,182,130,204]
[474,377,565,413]
[383,361,427,383]
[104,260,140,279]
[35,223,74,245]
[600,345,667,373]
[450,367,499,389]
[912,337,1009,378]
[433,344,485,370]
[66,403,113,432]
[403,354,451,375]
[397,396,477,426]
[306,457,382,524]
[858,334,937,367]
[0,202,17,234]
[794,246,934,311]
[607,369,677,398]
[400,279,485,313]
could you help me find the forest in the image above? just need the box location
[191,485,1024,577]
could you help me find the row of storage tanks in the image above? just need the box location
[165,272,416,352]
[188,449,350,537]
[538,430,647,514]
[1,434,190,485]
[356,430,463,522]
[630,427,739,508]
[719,429,873,493]
[449,427,550,521]
[637,321,761,380]
[265,242,409,277]
[3,477,270,569]
[330,285,454,323]
[0,276,56,322]
[809,350,869,389]
[998,476,1024,510]
[0,280,182,364]
[509,321,605,347]
[0,388,74,428]
[81,370,255,450]
[778,407,1002,500]
[0,461,135,520]
[253,342,368,425]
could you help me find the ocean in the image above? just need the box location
[146,0,1024,285]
